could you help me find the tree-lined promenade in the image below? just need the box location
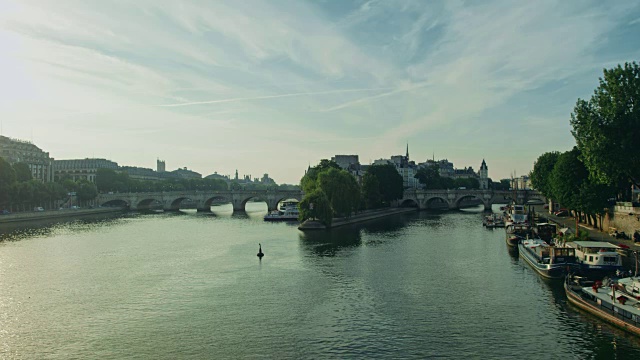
[530,62,639,230]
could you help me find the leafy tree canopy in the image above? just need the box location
[12,162,32,182]
[0,157,17,207]
[530,151,560,199]
[366,164,403,205]
[299,189,333,226]
[317,167,360,217]
[361,172,382,209]
[550,147,589,210]
[300,159,340,194]
[414,165,441,189]
[570,62,640,187]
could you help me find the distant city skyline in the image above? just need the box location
[1,1,639,184]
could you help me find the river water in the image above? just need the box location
[1,203,639,359]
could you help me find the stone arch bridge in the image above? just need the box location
[97,190,304,212]
[400,189,546,211]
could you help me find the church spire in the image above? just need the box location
[406,143,409,159]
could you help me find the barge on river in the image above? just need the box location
[565,275,640,336]
[518,238,577,279]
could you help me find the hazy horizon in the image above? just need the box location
[2,1,639,184]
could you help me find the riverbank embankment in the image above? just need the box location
[0,207,126,225]
[298,207,418,230]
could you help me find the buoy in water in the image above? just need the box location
[257,243,264,258]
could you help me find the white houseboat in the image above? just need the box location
[565,241,624,275]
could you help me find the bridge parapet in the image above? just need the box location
[96,189,304,211]
[402,189,545,210]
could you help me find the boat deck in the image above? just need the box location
[566,279,640,335]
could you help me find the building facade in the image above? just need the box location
[332,154,364,182]
[511,175,531,190]
[373,145,419,189]
[53,158,119,182]
[172,167,201,179]
[120,166,162,181]
[0,135,54,182]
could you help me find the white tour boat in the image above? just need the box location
[264,201,300,222]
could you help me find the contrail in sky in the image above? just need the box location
[157,87,394,107]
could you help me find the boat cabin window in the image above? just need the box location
[603,256,617,263]
[589,256,593,262]
[553,248,575,257]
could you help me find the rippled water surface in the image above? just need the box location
[1,204,640,359]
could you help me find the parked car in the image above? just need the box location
[34,207,44,212]
[554,209,569,217]
[0,209,11,215]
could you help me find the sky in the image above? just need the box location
[1,0,639,184]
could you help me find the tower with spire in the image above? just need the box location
[479,159,489,190]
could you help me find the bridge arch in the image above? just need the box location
[134,197,163,211]
[423,196,450,210]
[166,197,197,211]
[399,199,419,208]
[454,195,488,210]
[203,195,232,209]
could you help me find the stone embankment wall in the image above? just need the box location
[601,203,640,237]
[299,207,417,230]
[0,207,125,224]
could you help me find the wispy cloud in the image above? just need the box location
[1,0,638,182]
[157,87,394,107]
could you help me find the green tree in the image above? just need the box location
[45,182,67,208]
[415,165,442,189]
[578,181,614,228]
[13,181,34,211]
[0,157,16,208]
[96,168,122,192]
[530,152,560,198]
[361,172,382,209]
[317,168,360,217]
[550,148,589,212]
[12,162,32,182]
[300,159,340,194]
[76,179,98,203]
[366,164,403,205]
[299,189,333,226]
[570,62,640,191]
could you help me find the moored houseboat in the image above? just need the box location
[505,222,530,247]
[565,241,624,276]
[518,238,578,279]
[533,223,557,242]
[565,275,640,336]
